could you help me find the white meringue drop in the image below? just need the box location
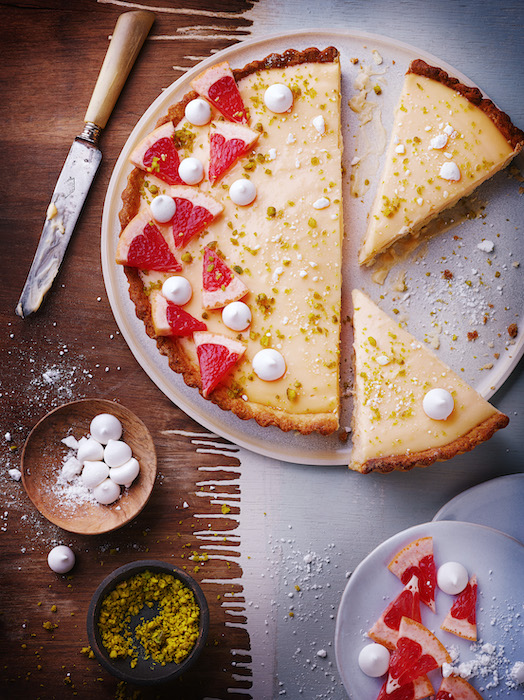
[222,301,252,331]
[150,195,176,223]
[93,478,121,505]
[422,388,454,420]
[437,561,469,595]
[358,643,390,677]
[162,276,193,305]
[184,98,212,126]
[90,414,122,444]
[264,83,293,113]
[178,157,204,185]
[103,440,132,468]
[81,460,110,489]
[110,457,140,488]
[47,545,76,574]
[229,179,257,206]
[77,437,104,464]
[439,161,461,181]
[312,115,326,134]
[252,348,286,381]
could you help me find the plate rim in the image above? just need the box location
[101,28,524,466]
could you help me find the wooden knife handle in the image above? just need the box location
[84,10,155,129]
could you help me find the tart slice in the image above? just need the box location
[359,59,524,266]
[440,574,478,641]
[350,290,509,473]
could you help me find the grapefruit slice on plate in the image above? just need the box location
[150,290,207,337]
[202,246,248,309]
[388,537,437,612]
[440,575,478,641]
[165,187,223,249]
[369,574,422,650]
[194,331,246,397]
[191,61,249,124]
[116,209,181,272]
[434,675,483,699]
[386,617,451,694]
[130,122,183,186]
[208,121,260,183]
[376,674,433,700]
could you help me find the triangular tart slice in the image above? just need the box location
[191,61,248,124]
[359,59,524,266]
[440,574,478,641]
[388,537,436,612]
[376,675,433,700]
[386,617,451,695]
[129,122,184,186]
[208,121,260,183]
[434,675,483,700]
[116,208,181,272]
[150,290,207,337]
[194,331,246,397]
[202,246,248,309]
[350,289,509,473]
[163,187,224,249]
[369,574,422,649]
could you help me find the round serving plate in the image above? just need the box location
[334,520,524,699]
[101,29,524,466]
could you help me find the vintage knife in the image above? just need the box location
[16,10,155,318]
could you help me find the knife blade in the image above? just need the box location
[16,10,155,318]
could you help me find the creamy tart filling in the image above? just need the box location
[132,57,343,424]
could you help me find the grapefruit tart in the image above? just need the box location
[117,47,343,435]
[359,59,524,266]
[350,289,509,473]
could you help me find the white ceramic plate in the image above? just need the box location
[334,520,524,698]
[433,474,524,544]
[101,29,524,465]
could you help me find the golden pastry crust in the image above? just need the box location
[118,48,341,435]
[408,59,524,151]
[352,411,509,474]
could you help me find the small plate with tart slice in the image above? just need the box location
[102,29,524,465]
[334,521,524,699]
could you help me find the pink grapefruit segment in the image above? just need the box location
[376,675,433,700]
[163,187,223,249]
[440,575,478,641]
[202,246,248,309]
[368,574,422,650]
[129,121,183,185]
[194,331,246,397]
[386,617,451,695]
[388,537,437,612]
[191,61,248,124]
[150,290,207,337]
[434,675,483,700]
[116,209,181,272]
[208,121,260,184]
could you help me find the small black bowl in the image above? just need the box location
[87,560,209,685]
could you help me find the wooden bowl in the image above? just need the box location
[21,399,157,535]
[86,560,209,685]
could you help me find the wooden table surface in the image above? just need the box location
[1,1,523,699]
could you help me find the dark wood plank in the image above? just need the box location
[0,1,257,697]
